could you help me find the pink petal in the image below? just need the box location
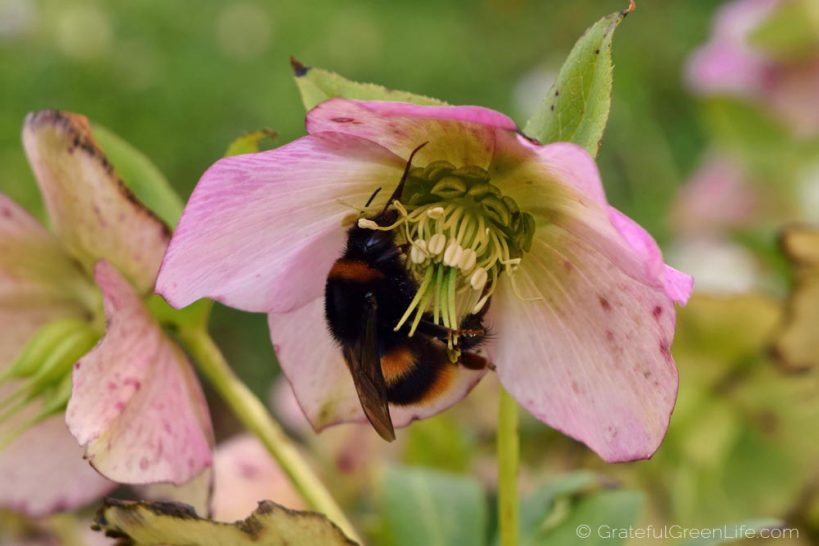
[66,262,213,484]
[0,415,114,517]
[0,194,91,367]
[22,111,170,294]
[486,225,681,462]
[496,139,693,303]
[269,297,487,433]
[157,133,404,313]
[212,434,304,522]
[608,208,693,305]
[307,99,517,169]
[685,0,779,96]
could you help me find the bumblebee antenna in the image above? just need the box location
[380,142,428,214]
[364,187,382,208]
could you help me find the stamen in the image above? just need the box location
[426,206,445,219]
[459,248,477,272]
[357,218,379,230]
[470,267,488,291]
[410,240,428,264]
[443,239,464,267]
[428,233,447,255]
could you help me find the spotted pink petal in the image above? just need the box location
[0,194,91,367]
[0,415,114,517]
[22,111,170,294]
[268,297,487,433]
[157,133,404,314]
[685,0,779,96]
[487,223,681,462]
[66,261,213,484]
[307,99,517,168]
[485,137,690,461]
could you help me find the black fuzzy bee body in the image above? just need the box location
[323,147,489,440]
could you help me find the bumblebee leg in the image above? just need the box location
[460,351,492,370]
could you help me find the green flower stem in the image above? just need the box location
[180,328,361,543]
[498,386,520,546]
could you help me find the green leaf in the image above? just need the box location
[679,519,784,546]
[91,124,183,228]
[381,465,487,546]
[534,490,643,546]
[512,472,643,546]
[523,3,634,157]
[748,0,819,61]
[224,129,278,157]
[93,499,358,546]
[291,57,447,111]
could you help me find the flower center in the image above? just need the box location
[359,159,535,345]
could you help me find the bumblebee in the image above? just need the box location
[324,144,490,440]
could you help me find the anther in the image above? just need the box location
[410,240,428,264]
[358,218,379,230]
[428,233,447,255]
[443,239,464,267]
[426,206,445,219]
[459,248,477,272]
[470,267,488,291]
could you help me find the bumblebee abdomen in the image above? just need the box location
[381,339,453,406]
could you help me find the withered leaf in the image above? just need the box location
[94,498,359,546]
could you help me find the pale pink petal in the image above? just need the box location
[685,0,779,96]
[0,195,92,367]
[608,208,693,305]
[0,415,114,517]
[66,262,213,484]
[495,139,693,303]
[307,99,517,169]
[212,434,304,522]
[22,111,170,294]
[269,297,487,433]
[487,225,680,462]
[157,133,404,314]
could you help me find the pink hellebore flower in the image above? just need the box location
[157,99,692,462]
[0,111,213,516]
[687,0,819,137]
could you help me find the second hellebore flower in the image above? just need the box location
[158,99,693,462]
[0,111,213,516]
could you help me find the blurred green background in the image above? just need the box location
[5,1,819,544]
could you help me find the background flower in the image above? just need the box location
[0,111,213,516]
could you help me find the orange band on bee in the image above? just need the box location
[413,364,454,405]
[380,346,417,383]
[328,259,385,282]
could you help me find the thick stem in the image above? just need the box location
[498,386,520,546]
[180,328,361,543]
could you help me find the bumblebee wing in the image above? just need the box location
[345,295,395,441]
